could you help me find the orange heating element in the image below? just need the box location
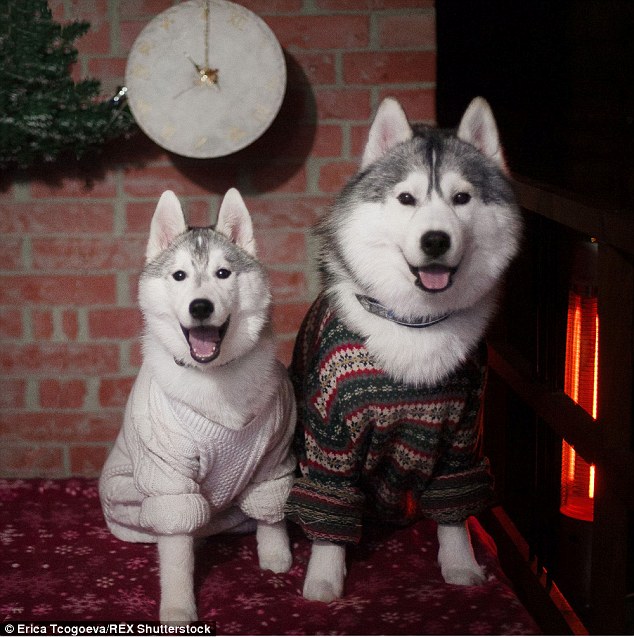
[560,290,599,522]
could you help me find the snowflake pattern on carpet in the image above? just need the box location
[0,479,539,635]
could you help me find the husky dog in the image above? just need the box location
[285,97,521,601]
[99,189,296,622]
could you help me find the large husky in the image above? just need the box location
[99,189,296,622]
[285,97,521,601]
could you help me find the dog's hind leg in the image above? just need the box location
[437,522,485,585]
[302,541,347,602]
[158,534,197,623]
[256,520,292,573]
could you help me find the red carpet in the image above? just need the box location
[0,479,539,634]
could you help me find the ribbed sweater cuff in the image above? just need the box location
[140,493,210,535]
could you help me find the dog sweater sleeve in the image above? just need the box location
[238,364,297,524]
[284,297,367,544]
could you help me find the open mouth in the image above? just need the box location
[181,318,230,364]
[410,264,458,293]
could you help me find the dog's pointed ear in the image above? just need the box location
[146,190,187,261]
[361,98,412,169]
[216,188,256,256]
[457,97,506,170]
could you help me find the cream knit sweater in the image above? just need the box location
[100,360,296,543]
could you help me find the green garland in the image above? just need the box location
[0,0,136,170]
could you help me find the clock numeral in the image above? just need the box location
[129,63,151,81]
[194,137,208,150]
[253,104,272,123]
[160,124,176,141]
[228,127,247,143]
[228,9,248,30]
[160,16,174,31]
[131,97,152,117]
[136,40,154,56]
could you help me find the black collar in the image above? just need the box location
[355,294,453,329]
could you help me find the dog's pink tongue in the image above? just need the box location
[419,268,451,291]
[188,326,220,361]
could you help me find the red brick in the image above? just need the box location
[119,21,146,53]
[0,412,120,443]
[99,377,135,408]
[241,0,303,12]
[0,344,119,375]
[246,197,329,230]
[271,301,310,335]
[251,164,308,194]
[186,200,215,228]
[270,270,308,302]
[343,51,436,84]
[40,379,87,409]
[129,341,143,369]
[318,161,358,193]
[118,0,173,20]
[0,237,23,270]
[30,174,117,198]
[267,15,369,50]
[351,124,370,158]
[0,445,65,477]
[88,308,143,339]
[69,444,110,477]
[31,237,145,272]
[0,202,114,234]
[275,335,296,368]
[87,57,127,83]
[0,380,26,409]
[125,201,156,234]
[0,309,22,339]
[378,88,436,123]
[259,232,307,265]
[124,165,238,198]
[378,13,436,49]
[62,311,80,340]
[70,0,109,20]
[33,310,55,340]
[292,53,337,85]
[315,89,372,121]
[76,21,111,55]
[0,275,117,305]
[316,0,434,8]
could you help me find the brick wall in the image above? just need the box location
[0,0,436,477]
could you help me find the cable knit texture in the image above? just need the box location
[100,360,296,542]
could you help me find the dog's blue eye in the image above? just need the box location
[453,192,471,205]
[397,192,416,206]
[216,268,231,279]
[172,270,187,281]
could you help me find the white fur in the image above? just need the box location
[139,190,292,622]
[302,97,520,599]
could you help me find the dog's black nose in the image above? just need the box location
[421,231,451,258]
[189,298,214,320]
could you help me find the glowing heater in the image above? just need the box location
[560,244,599,523]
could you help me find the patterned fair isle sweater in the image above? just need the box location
[284,293,494,545]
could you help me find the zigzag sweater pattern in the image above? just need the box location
[285,294,494,544]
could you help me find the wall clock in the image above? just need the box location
[125,0,286,158]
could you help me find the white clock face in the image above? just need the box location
[125,0,286,158]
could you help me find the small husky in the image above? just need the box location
[285,97,521,601]
[99,189,296,622]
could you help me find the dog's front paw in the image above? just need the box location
[303,577,343,603]
[259,545,292,573]
[441,564,486,586]
[160,606,198,625]
[256,520,292,573]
